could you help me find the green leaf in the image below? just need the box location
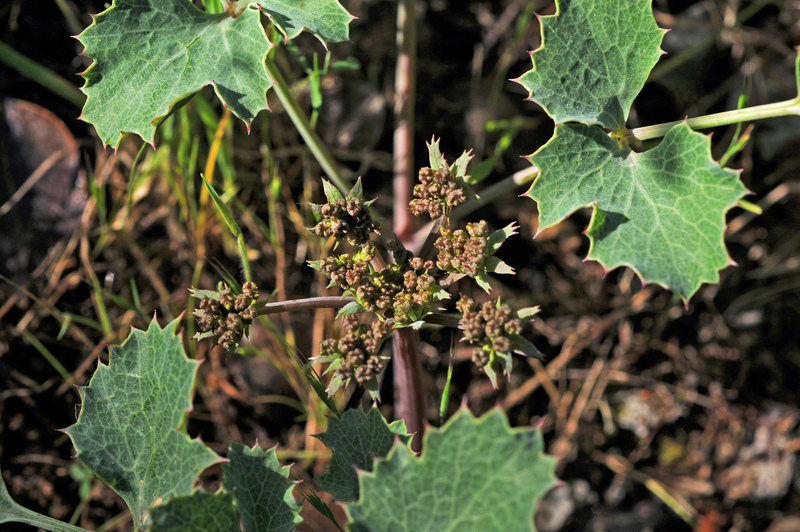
[517,306,541,320]
[322,179,344,203]
[515,0,665,131]
[474,272,493,294]
[260,0,353,44]
[202,175,242,238]
[426,137,446,171]
[65,317,219,529]
[509,333,545,360]
[78,0,274,148]
[487,222,518,255]
[149,490,239,532]
[314,407,410,502]
[450,149,474,180]
[528,122,748,300]
[484,256,515,275]
[303,362,341,418]
[188,288,221,301]
[348,176,364,200]
[346,408,557,531]
[222,442,302,532]
[335,300,367,319]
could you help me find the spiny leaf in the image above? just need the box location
[515,0,665,131]
[148,490,239,532]
[348,176,364,200]
[65,317,219,529]
[78,0,274,148]
[259,0,354,45]
[222,442,302,532]
[346,408,558,531]
[426,137,446,171]
[487,222,518,254]
[528,122,748,300]
[314,407,410,502]
[322,179,344,203]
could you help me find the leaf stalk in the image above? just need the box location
[627,96,800,142]
[265,54,350,193]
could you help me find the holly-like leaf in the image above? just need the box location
[65,317,219,529]
[259,0,354,44]
[222,442,302,532]
[149,490,239,532]
[426,137,447,171]
[314,407,410,502]
[528,122,748,300]
[346,408,557,531]
[515,0,665,131]
[78,0,274,149]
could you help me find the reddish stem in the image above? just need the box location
[393,0,416,243]
[392,327,425,452]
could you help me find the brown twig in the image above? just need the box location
[393,0,416,244]
[257,296,356,315]
[393,327,425,452]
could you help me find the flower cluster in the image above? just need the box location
[313,196,380,246]
[313,245,440,326]
[435,221,489,277]
[409,166,466,219]
[195,282,259,351]
[457,295,521,372]
[318,316,393,391]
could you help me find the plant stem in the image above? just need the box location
[627,96,800,142]
[257,296,355,315]
[265,54,350,193]
[256,295,462,330]
[393,327,425,452]
[393,0,417,243]
[391,0,426,452]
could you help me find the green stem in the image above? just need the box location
[0,490,91,532]
[0,41,85,108]
[265,54,350,193]
[627,96,800,142]
[451,164,539,221]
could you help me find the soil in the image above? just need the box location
[2,0,800,531]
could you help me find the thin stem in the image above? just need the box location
[393,0,417,243]
[627,97,800,142]
[256,295,462,330]
[257,296,355,315]
[265,54,350,193]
